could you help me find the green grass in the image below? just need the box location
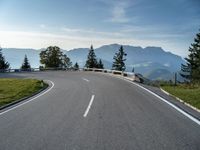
[161,84,200,109]
[0,78,47,107]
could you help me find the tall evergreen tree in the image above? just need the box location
[180,30,200,82]
[62,54,72,69]
[85,45,98,68]
[74,62,79,70]
[132,66,134,73]
[112,45,127,71]
[97,59,104,69]
[0,47,9,70]
[21,55,31,70]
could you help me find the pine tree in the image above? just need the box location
[180,30,200,82]
[0,47,10,71]
[112,45,127,71]
[74,62,79,71]
[85,45,98,68]
[21,55,31,70]
[62,54,72,69]
[193,31,200,81]
[97,59,104,69]
[132,66,134,73]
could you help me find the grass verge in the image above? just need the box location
[161,84,200,110]
[0,78,48,107]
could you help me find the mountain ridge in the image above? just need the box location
[2,44,185,80]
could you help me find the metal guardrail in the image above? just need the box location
[83,68,142,82]
[0,67,72,73]
[0,67,143,83]
[0,68,40,73]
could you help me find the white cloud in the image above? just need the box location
[0,30,161,49]
[61,27,123,37]
[0,29,188,57]
[107,1,130,23]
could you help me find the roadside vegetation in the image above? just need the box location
[160,30,200,110]
[161,84,200,109]
[0,78,47,107]
[112,45,127,71]
[21,54,31,71]
[180,29,200,84]
[0,47,10,71]
[40,46,72,69]
[85,45,104,69]
[1,44,127,72]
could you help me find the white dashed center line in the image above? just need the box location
[82,78,90,82]
[83,95,95,117]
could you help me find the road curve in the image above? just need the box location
[0,71,200,150]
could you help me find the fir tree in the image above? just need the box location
[97,59,104,69]
[112,45,127,71]
[62,54,72,69]
[74,62,79,70]
[85,45,98,68]
[132,66,134,73]
[21,55,31,70]
[180,30,200,82]
[0,47,10,71]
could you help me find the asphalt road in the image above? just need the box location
[0,71,200,150]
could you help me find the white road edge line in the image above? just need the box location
[105,73,200,126]
[0,80,55,116]
[82,78,90,82]
[83,95,95,117]
[122,77,200,126]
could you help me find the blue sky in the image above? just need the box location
[0,0,200,57]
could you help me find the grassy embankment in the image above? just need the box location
[161,84,200,110]
[0,78,47,107]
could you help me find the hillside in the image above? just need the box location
[2,48,41,69]
[2,44,185,80]
[146,69,173,80]
[67,44,185,80]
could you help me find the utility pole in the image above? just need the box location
[132,66,134,73]
[174,72,177,86]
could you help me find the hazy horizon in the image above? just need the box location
[1,43,184,58]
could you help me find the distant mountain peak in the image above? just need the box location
[144,46,164,52]
[96,43,143,51]
[2,44,184,81]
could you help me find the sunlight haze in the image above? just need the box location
[0,0,200,57]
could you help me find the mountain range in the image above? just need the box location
[2,44,185,80]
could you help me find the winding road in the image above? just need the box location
[0,71,200,150]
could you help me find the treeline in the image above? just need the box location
[0,44,128,72]
[0,47,9,70]
[84,45,127,71]
[39,44,127,71]
[1,28,199,84]
[0,47,32,71]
